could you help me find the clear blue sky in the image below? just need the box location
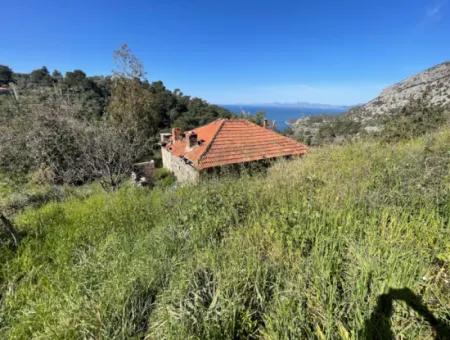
[2,0,449,105]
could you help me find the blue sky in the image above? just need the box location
[2,0,449,105]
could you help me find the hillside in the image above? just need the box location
[1,127,449,339]
[351,61,450,119]
[289,62,450,145]
[0,54,233,187]
[0,65,232,129]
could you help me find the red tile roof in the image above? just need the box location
[165,119,307,170]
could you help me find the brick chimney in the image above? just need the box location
[172,127,181,141]
[186,131,198,151]
[160,132,172,145]
[263,119,276,129]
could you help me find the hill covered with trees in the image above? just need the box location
[0,45,232,187]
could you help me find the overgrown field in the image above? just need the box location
[1,129,449,339]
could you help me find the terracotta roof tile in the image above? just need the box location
[164,119,307,169]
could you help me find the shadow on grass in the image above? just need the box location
[363,288,450,339]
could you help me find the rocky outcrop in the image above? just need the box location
[348,61,450,120]
[289,61,450,144]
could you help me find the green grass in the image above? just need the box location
[1,128,449,339]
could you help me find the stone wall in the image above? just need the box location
[161,147,172,171]
[161,147,199,183]
[131,161,155,186]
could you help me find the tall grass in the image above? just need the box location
[1,129,449,339]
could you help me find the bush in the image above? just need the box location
[0,102,150,189]
[381,103,450,142]
[152,168,176,188]
[316,117,362,143]
[0,65,13,85]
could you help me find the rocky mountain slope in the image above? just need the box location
[290,61,450,144]
[349,61,450,119]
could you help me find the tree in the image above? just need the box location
[0,99,91,183]
[52,70,63,82]
[112,43,146,80]
[64,70,88,87]
[81,123,148,190]
[0,46,234,189]
[239,111,266,126]
[0,96,146,189]
[107,44,159,137]
[0,65,13,85]
[253,111,266,126]
[30,66,53,85]
[61,70,108,119]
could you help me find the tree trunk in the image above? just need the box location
[0,213,20,248]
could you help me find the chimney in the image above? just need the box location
[262,119,276,129]
[160,132,172,145]
[186,131,198,150]
[172,127,181,141]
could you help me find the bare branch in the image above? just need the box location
[0,212,20,249]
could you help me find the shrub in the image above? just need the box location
[152,168,176,187]
[381,102,450,142]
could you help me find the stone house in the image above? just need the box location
[161,118,308,182]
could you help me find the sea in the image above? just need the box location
[222,104,348,131]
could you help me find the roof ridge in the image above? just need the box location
[191,118,220,132]
[196,119,227,166]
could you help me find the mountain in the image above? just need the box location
[349,61,450,120]
[289,61,450,144]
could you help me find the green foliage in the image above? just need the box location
[0,172,103,216]
[0,105,89,181]
[242,111,266,126]
[30,66,53,86]
[0,128,448,339]
[381,102,450,142]
[315,116,362,143]
[51,70,63,81]
[288,114,361,146]
[171,97,232,131]
[64,70,88,87]
[108,45,232,136]
[108,76,160,136]
[0,56,232,185]
[152,168,176,187]
[288,100,450,146]
[0,65,13,85]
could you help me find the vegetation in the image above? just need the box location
[1,44,449,339]
[289,100,450,146]
[1,126,448,338]
[381,99,450,142]
[0,46,232,188]
[0,66,13,85]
